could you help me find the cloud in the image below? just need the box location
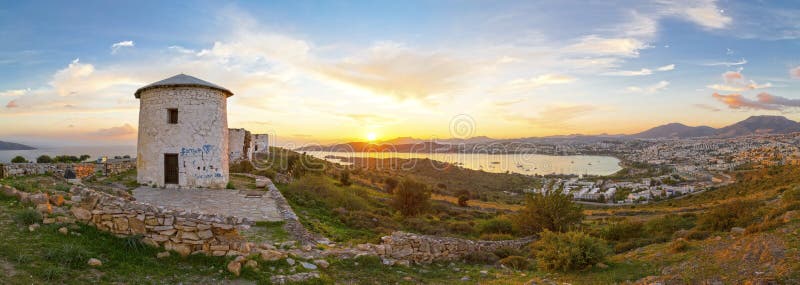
[791,66,800,79]
[316,42,472,101]
[656,64,675,71]
[110,40,134,54]
[339,113,400,125]
[658,0,732,30]
[0,88,30,97]
[712,93,778,110]
[566,35,651,58]
[503,105,595,129]
[694,103,720,112]
[89,123,136,137]
[757,92,800,108]
[627,80,670,94]
[494,74,575,94]
[604,68,652,76]
[5,100,18,108]
[706,70,771,92]
[702,58,747,66]
[51,58,140,96]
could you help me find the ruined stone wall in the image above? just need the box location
[136,87,229,188]
[0,163,95,178]
[102,160,136,176]
[228,128,254,162]
[69,186,253,256]
[253,134,269,154]
[369,232,535,264]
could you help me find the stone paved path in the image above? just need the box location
[132,187,283,222]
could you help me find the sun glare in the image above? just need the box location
[366,132,377,142]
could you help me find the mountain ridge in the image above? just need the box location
[0,140,36,151]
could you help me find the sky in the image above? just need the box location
[1,0,800,146]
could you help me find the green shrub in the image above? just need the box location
[479,217,514,235]
[339,170,351,186]
[445,221,475,236]
[499,256,530,270]
[36,155,54,163]
[513,190,583,235]
[11,156,28,163]
[697,200,761,231]
[532,230,609,272]
[480,233,514,241]
[669,238,689,253]
[226,181,236,189]
[599,220,643,241]
[42,266,65,281]
[392,178,431,217]
[13,209,42,226]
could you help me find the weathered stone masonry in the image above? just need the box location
[69,186,254,256]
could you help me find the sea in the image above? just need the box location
[1,147,623,176]
[0,145,137,163]
[304,151,622,176]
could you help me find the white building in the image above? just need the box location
[135,74,232,188]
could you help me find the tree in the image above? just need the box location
[597,194,606,203]
[79,154,91,162]
[457,189,470,207]
[36,155,53,163]
[513,190,584,235]
[11,156,28,163]
[384,177,399,194]
[392,178,431,216]
[339,169,351,186]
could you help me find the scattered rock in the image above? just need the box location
[35,203,52,214]
[480,270,488,276]
[731,227,746,234]
[461,276,470,281]
[43,218,56,224]
[28,223,40,232]
[156,252,170,259]
[58,227,69,235]
[227,260,242,276]
[286,258,295,266]
[270,272,320,284]
[299,261,317,270]
[87,258,102,267]
[260,249,287,261]
[173,244,192,257]
[313,259,329,269]
[70,207,92,221]
[596,262,609,269]
[245,260,259,269]
[783,210,799,223]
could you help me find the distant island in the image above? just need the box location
[0,140,36,150]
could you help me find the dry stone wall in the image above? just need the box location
[369,232,535,264]
[1,161,136,179]
[70,187,254,256]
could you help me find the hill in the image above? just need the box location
[0,140,35,150]
[631,123,716,139]
[632,115,800,139]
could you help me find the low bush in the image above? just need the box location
[445,221,475,236]
[532,230,609,272]
[513,191,583,235]
[499,256,530,270]
[644,214,695,242]
[478,217,514,235]
[598,220,643,241]
[669,238,689,253]
[697,200,761,231]
[13,208,42,226]
[685,229,711,240]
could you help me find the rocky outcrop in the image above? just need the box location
[368,232,535,264]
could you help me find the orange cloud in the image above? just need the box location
[5,100,18,108]
[89,123,136,138]
[712,93,779,110]
[791,66,800,79]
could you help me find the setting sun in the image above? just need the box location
[366,132,378,142]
